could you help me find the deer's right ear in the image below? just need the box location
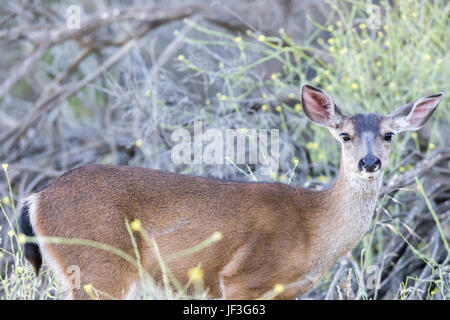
[301,84,344,128]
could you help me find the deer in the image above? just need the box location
[18,84,443,300]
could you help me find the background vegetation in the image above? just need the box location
[0,0,449,299]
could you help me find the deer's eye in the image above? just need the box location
[384,132,394,141]
[340,133,351,142]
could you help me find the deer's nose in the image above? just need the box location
[358,154,381,172]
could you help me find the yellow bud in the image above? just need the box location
[2,163,8,171]
[294,104,301,112]
[273,284,285,294]
[188,266,204,282]
[257,35,265,42]
[8,230,14,237]
[275,105,282,112]
[234,36,242,43]
[177,54,185,61]
[292,157,299,165]
[429,143,435,150]
[130,219,142,231]
[3,196,10,205]
[18,233,26,244]
[270,74,277,80]
[145,90,151,96]
[135,139,143,148]
[212,231,223,241]
[358,23,367,30]
[306,142,318,150]
[261,104,268,111]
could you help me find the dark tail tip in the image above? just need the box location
[18,201,42,274]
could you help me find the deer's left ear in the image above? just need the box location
[390,92,444,132]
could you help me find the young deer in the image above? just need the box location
[18,85,443,300]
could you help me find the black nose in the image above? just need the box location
[358,154,381,172]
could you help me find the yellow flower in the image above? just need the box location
[257,35,265,42]
[2,196,9,205]
[313,76,320,83]
[429,143,436,150]
[358,23,367,30]
[135,139,143,148]
[270,73,278,80]
[384,41,390,47]
[412,12,418,18]
[376,61,382,67]
[275,105,282,112]
[188,266,204,282]
[262,94,268,99]
[16,266,24,273]
[389,82,397,89]
[294,104,301,112]
[177,54,185,61]
[318,151,325,160]
[383,25,389,31]
[273,284,285,294]
[145,90,151,96]
[261,104,268,111]
[240,128,248,134]
[18,233,26,244]
[292,157,299,165]
[399,166,405,173]
[306,142,318,150]
[327,38,334,44]
[234,36,242,43]
[377,31,384,38]
[212,231,223,241]
[270,172,277,180]
[350,82,359,91]
[361,39,368,45]
[8,230,14,237]
[411,132,418,139]
[329,46,335,53]
[219,94,227,101]
[130,219,142,231]
[2,163,8,171]
[325,85,333,91]
[424,54,431,61]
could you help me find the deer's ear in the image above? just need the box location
[390,92,444,132]
[301,84,344,128]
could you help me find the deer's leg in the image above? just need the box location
[70,254,139,300]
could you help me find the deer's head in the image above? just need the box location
[301,84,444,181]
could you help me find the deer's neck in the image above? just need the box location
[308,161,382,267]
